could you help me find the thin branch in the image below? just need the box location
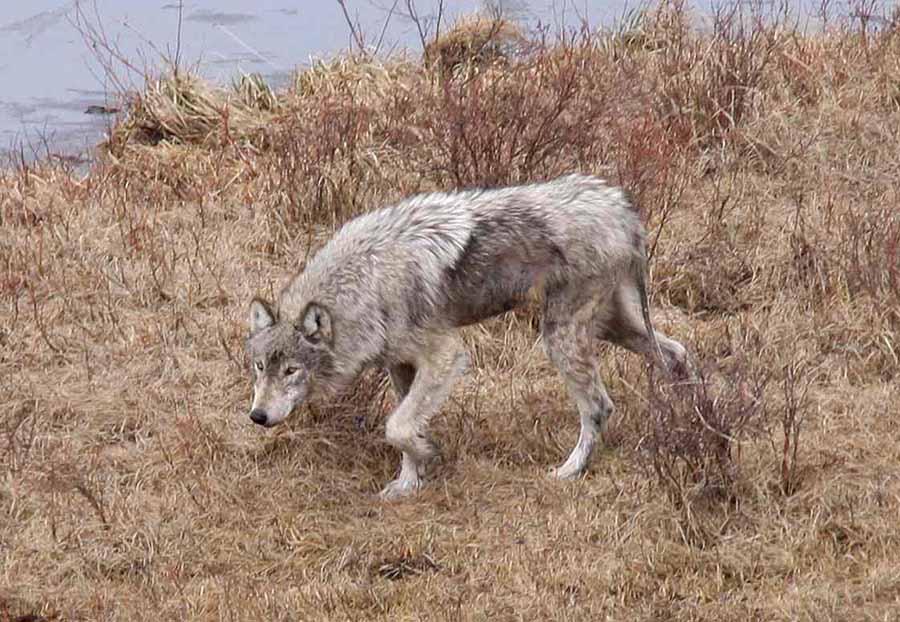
[375,0,400,55]
[337,0,368,54]
[434,0,445,44]
[174,0,183,76]
[405,0,429,51]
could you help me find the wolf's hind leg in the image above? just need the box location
[542,287,615,480]
[601,282,688,377]
[380,335,468,499]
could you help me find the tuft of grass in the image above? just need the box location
[107,71,276,150]
[232,72,279,112]
[424,12,528,74]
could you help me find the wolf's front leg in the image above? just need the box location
[380,334,469,500]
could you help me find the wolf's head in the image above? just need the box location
[244,298,335,427]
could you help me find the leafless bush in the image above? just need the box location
[635,354,768,544]
[606,110,691,259]
[775,360,813,496]
[838,205,900,309]
[424,50,583,188]
[637,347,821,543]
[638,357,768,499]
[648,0,784,151]
[263,94,379,227]
[411,37,656,190]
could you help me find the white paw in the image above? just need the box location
[378,477,422,500]
[550,461,587,481]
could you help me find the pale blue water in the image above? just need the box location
[0,0,890,164]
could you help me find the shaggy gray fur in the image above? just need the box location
[245,174,687,498]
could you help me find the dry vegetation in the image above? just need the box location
[3,1,900,619]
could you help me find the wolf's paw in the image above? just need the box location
[378,477,422,500]
[549,461,587,481]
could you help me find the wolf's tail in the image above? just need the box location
[632,229,667,371]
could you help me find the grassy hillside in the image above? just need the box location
[2,2,899,619]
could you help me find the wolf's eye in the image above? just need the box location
[284,366,299,376]
[254,361,264,371]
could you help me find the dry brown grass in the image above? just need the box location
[423,12,529,75]
[3,2,900,620]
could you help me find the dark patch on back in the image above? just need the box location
[442,202,566,327]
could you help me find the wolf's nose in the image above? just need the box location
[249,409,268,426]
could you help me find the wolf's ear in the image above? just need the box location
[300,302,333,345]
[249,298,276,335]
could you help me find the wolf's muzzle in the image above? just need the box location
[249,409,268,426]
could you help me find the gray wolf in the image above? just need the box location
[245,174,687,499]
